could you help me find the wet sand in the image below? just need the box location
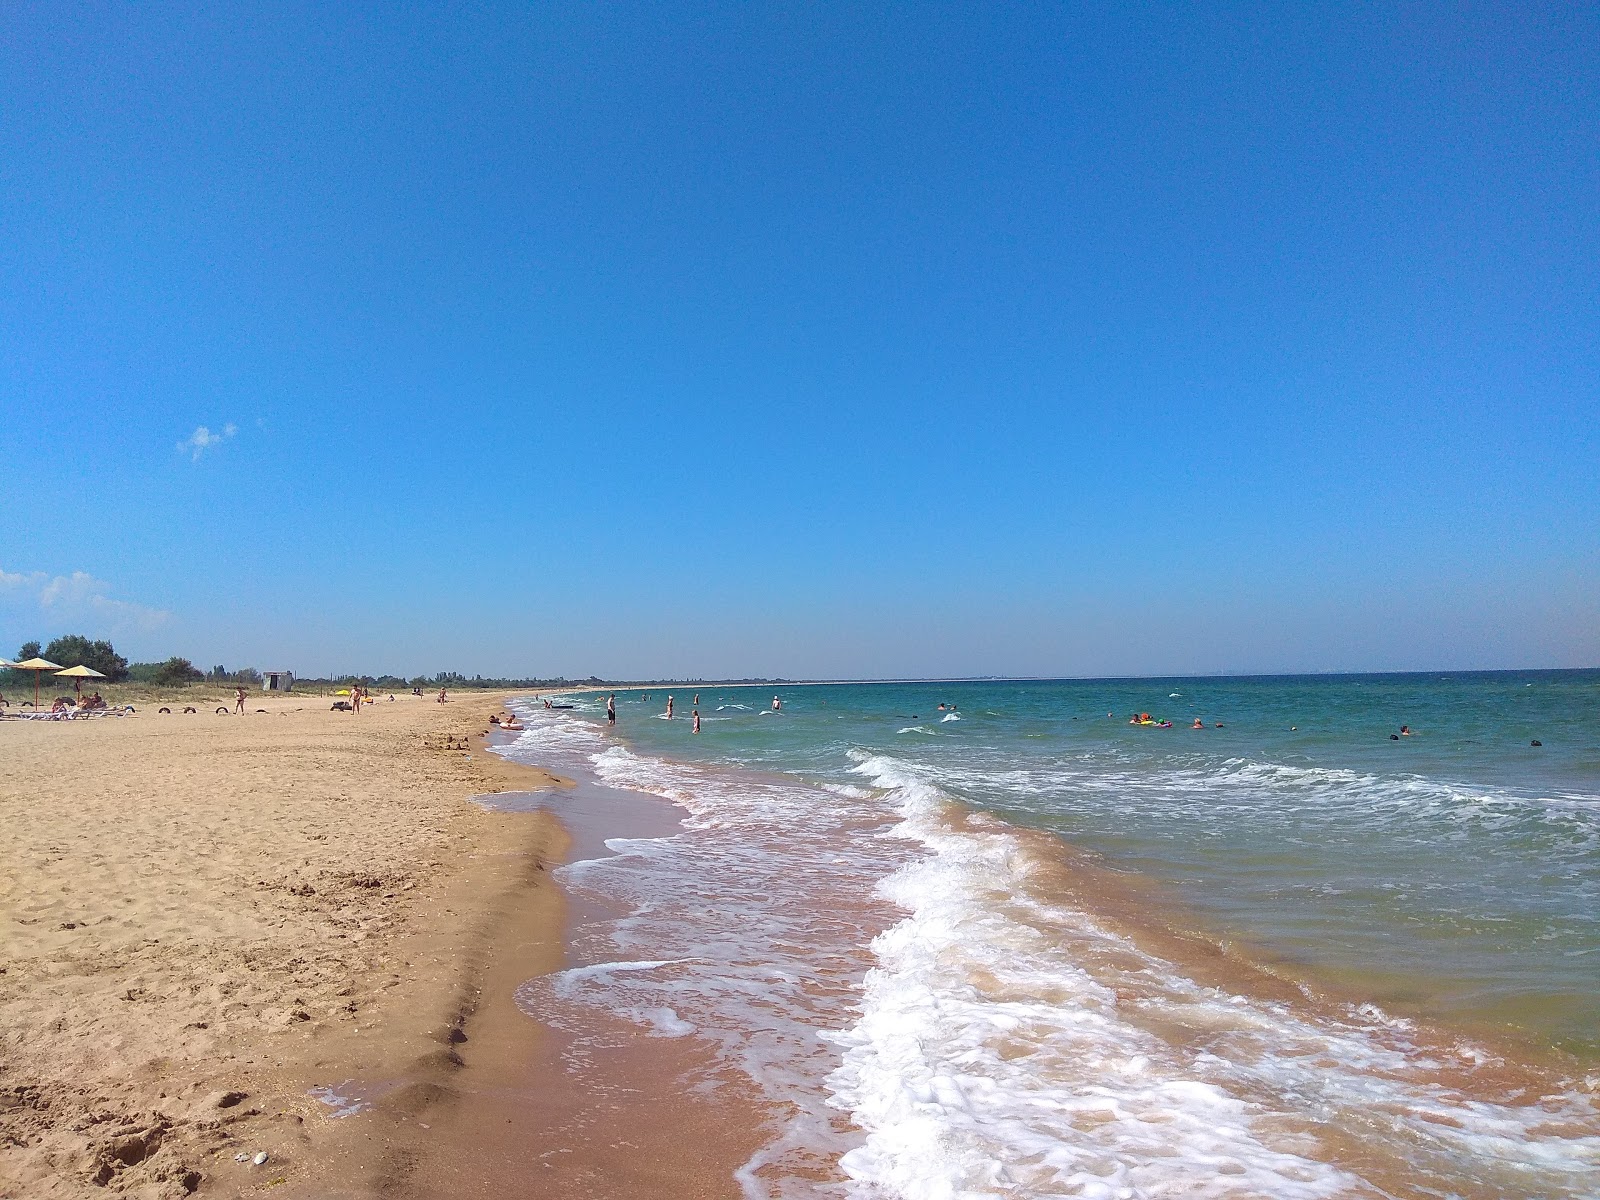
[353,772,771,1199]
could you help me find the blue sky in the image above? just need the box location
[2,2,1596,679]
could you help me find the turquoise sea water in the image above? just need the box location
[600,671,1600,1052]
[505,670,1600,1198]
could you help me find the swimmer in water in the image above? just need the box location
[1192,718,1204,729]
[1400,725,1411,736]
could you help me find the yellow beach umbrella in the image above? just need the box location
[55,664,106,698]
[11,657,65,707]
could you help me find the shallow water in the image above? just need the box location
[501,673,1600,1198]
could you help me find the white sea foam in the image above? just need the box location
[826,752,1600,1199]
[825,756,1357,1197]
[503,710,905,1195]
[497,702,1600,1199]
[823,783,874,800]
[838,761,1600,1200]
[307,1081,374,1119]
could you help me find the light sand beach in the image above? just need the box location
[0,690,568,1198]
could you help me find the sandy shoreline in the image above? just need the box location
[0,690,568,1198]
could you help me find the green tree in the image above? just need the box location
[16,641,41,661]
[42,635,130,681]
[151,657,204,687]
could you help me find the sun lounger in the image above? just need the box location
[3,707,129,721]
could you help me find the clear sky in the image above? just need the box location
[3,2,1596,680]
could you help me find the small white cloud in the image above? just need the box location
[178,422,237,460]
[0,565,171,633]
[0,567,47,594]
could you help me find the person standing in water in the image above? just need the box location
[692,708,701,734]
[666,695,674,719]
[607,694,616,723]
[772,695,782,712]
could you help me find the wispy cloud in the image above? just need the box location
[0,566,171,633]
[177,422,238,460]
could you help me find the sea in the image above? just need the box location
[495,672,1600,1199]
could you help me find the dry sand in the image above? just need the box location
[0,690,567,1199]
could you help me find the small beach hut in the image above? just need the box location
[262,670,294,692]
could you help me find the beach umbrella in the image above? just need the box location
[55,664,106,698]
[11,657,64,707]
